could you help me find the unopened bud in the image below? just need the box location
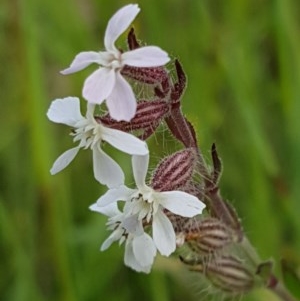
[207,255,255,293]
[122,65,169,86]
[98,100,169,135]
[151,148,197,191]
[181,255,255,294]
[184,218,236,255]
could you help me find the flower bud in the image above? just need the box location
[207,255,255,293]
[98,100,169,137]
[122,65,169,87]
[151,148,197,192]
[184,218,236,255]
[181,255,255,294]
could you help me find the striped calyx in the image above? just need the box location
[150,148,197,192]
[184,218,236,255]
[205,255,255,293]
[122,65,169,86]
[98,100,169,140]
[181,255,255,294]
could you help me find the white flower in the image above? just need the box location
[89,202,156,273]
[60,4,170,122]
[47,97,148,188]
[96,154,206,256]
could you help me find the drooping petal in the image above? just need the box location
[47,97,83,127]
[104,4,140,51]
[97,185,134,207]
[60,51,101,74]
[89,202,120,217]
[158,191,206,217]
[102,126,148,155]
[92,146,124,188]
[101,228,123,251]
[133,233,156,267]
[153,210,176,256]
[122,215,143,236]
[106,72,136,121]
[83,67,116,104]
[50,147,80,175]
[132,154,149,189]
[122,46,170,67]
[124,238,151,273]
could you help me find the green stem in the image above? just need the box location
[269,279,299,301]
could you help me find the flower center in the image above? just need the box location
[72,116,103,149]
[110,57,123,69]
[127,187,159,223]
[99,50,123,70]
[109,52,123,70]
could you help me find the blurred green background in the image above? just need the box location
[1,0,300,300]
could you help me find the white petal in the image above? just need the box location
[89,202,120,217]
[92,146,124,188]
[158,191,206,217]
[106,72,136,121]
[132,154,149,189]
[101,228,123,251]
[86,103,96,117]
[122,216,143,235]
[153,210,176,256]
[60,51,101,74]
[47,97,83,127]
[97,185,134,207]
[50,147,80,174]
[133,233,156,267]
[122,46,170,67]
[124,238,151,273]
[102,127,148,155]
[104,4,140,51]
[83,68,115,104]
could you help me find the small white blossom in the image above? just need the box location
[96,154,206,257]
[60,4,170,122]
[90,203,156,273]
[47,97,148,187]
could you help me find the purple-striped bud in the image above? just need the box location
[98,100,169,139]
[183,218,236,255]
[150,148,197,192]
[181,255,255,294]
[206,256,255,293]
[122,65,169,88]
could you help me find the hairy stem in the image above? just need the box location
[166,105,197,148]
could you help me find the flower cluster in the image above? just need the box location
[48,4,298,300]
[48,4,205,273]
[90,153,205,272]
